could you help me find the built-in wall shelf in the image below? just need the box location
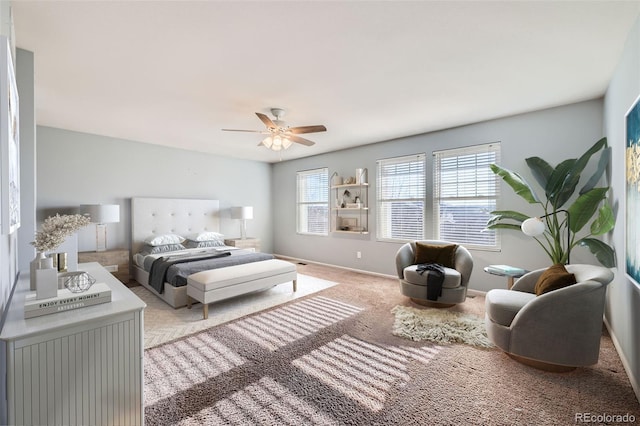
[331,169,369,234]
[331,183,370,189]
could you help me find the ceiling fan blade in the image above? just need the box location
[256,112,276,129]
[287,125,327,134]
[222,128,267,133]
[288,135,315,146]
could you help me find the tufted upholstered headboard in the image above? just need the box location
[131,197,220,255]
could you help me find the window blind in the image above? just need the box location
[296,168,329,235]
[377,154,426,241]
[433,143,501,249]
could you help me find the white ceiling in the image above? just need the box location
[11,1,640,163]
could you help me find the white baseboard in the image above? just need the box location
[274,254,487,299]
[604,316,640,404]
[467,288,486,297]
[274,254,397,279]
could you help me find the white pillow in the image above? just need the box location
[187,231,224,242]
[144,233,185,246]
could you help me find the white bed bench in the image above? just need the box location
[186,259,297,319]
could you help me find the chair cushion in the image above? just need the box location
[485,289,536,327]
[413,242,458,268]
[534,263,577,296]
[403,265,461,289]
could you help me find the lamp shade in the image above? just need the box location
[231,206,253,220]
[521,217,545,236]
[261,134,293,151]
[80,204,121,224]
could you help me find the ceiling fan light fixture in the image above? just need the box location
[260,134,292,152]
[272,135,284,150]
[262,136,273,148]
[282,136,292,150]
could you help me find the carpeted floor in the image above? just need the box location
[133,273,337,348]
[143,262,640,425]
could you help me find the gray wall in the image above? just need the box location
[603,14,640,401]
[272,99,604,292]
[36,127,273,255]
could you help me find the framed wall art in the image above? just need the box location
[625,93,640,287]
[0,36,19,235]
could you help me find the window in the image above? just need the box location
[433,143,501,249]
[296,168,329,235]
[377,154,426,241]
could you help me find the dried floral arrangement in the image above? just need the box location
[31,214,91,252]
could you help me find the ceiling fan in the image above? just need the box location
[222,108,327,151]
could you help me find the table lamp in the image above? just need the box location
[80,204,121,251]
[231,206,253,240]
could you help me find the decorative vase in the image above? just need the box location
[31,251,58,300]
[30,252,47,291]
[39,255,54,269]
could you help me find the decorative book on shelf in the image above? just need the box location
[485,264,527,276]
[24,282,112,319]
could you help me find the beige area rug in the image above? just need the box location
[391,305,493,347]
[132,273,337,348]
[143,266,640,425]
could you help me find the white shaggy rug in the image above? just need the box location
[391,305,493,348]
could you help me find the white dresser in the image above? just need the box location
[0,262,146,426]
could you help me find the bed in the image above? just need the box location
[131,197,273,308]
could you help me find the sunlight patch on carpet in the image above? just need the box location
[135,273,337,349]
[391,305,493,348]
[177,376,340,426]
[226,296,363,351]
[292,335,442,412]
[144,333,245,405]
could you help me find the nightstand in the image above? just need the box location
[224,238,261,252]
[78,249,130,284]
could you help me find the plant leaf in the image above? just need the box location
[578,238,616,267]
[546,159,577,208]
[567,187,609,233]
[525,157,554,194]
[546,138,608,208]
[573,137,607,173]
[580,146,611,195]
[490,164,541,204]
[486,210,528,229]
[485,223,523,231]
[488,210,530,222]
[590,203,615,235]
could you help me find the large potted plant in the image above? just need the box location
[486,137,616,267]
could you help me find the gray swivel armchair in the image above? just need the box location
[395,240,473,307]
[485,264,614,371]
